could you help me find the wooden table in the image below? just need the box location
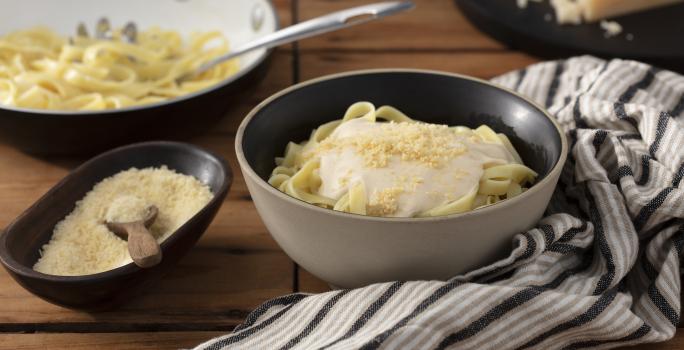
[0,1,680,349]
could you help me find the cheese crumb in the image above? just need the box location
[550,0,583,24]
[600,20,623,38]
[534,1,628,40]
[516,0,542,9]
[368,187,404,216]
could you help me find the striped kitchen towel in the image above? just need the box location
[194,56,684,350]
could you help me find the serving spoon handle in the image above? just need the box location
[180,1,415,81]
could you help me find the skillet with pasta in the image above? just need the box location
[0,27,238,110]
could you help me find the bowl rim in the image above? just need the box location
[0,140,232,282]
[0,0,280,116]
[235,68,569,223]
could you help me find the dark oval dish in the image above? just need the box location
[455,0,684,72]
[0,141,232,310]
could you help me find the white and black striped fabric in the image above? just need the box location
[194,56,684,350]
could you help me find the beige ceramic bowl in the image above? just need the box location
[236,69,567,288]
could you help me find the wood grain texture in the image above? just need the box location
[208,51,295,136]
[203,0,295,136]
[298,51,538,81]
[298,0,504,51]
[297,267,331,294]
[0,250,292,332]
[0,332,224,350]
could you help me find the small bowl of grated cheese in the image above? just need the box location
[0,141,231,310]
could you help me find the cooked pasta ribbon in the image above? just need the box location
[269,102,538,218]
[0,27,239,110]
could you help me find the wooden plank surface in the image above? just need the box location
[4,331,679,350]
[1,0,682,349]
[298,0,503,51]
[298,51,538,81]
[0,332,224,350]
[209,51,295,136]
[0,250,291,332]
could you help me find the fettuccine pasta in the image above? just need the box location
[269,102,538,218]
[0,26,239,110]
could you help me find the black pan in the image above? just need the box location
[0,0,280,155]
[456,0,684,72]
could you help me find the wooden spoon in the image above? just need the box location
[105,205,162,268]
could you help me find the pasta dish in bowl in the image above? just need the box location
[236,69,567,288]
[269,102,537,218]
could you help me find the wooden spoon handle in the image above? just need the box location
[126,222,162,268]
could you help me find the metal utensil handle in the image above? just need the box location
[195,1,414,74]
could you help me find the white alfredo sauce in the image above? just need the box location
[314,118,517,217]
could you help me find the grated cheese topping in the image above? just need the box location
[313,118,516,217]
[368,186,404,217]
[310,120,467,168]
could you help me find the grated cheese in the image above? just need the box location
[310,121,467,169]
[550,0,583,24]
[547,0,683,24]
[33,166,213,276]
[368,186,404,217]
[600,20,623,37]
[105,195,150,223]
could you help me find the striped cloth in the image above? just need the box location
[194,56,684,350]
